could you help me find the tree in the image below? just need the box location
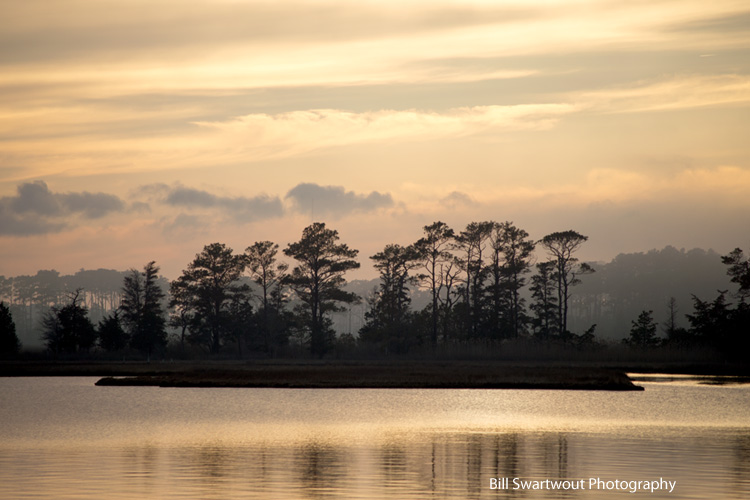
[0,301,20,355]
[97,311,128,352]
[491,222,535,338]
[661,296,693,346]
[625,310,659,349]
[284,223,360,357]
[660,296,679,338]
[456,221,494,339]
[168,276,194,355]
[687,290,749,358]
[41,289,96,354]
[529,261,559,338]
[539,230,593,337]
[359,243,420,353]
[121,261,167,358]
[245,240,289,353]
[722,248,750,303]
[413,221,455,346]
[175,243,247,354]
[687,292,733,348]
[225,293,256,358]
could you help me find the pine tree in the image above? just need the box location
[284,223,360,357]
[625,310,659,349]
[0,301,20,355]
[359,243,419,353]
[121,262,167,358]
[98,311,128,352]
[41,289,96,354]
[174,244,247,354]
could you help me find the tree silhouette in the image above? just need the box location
[687,292,732,347]
[245,240,289,353]
[225,293,255,358]
[175,243,247,354]
[284,223,360,357]
[359,243,420,352]
[625,310,659,349]
[0,301,20,355]
[413,221,455,346]
[529,261,558,338]
[121,261,167,358]
[539,230,593,337]
[168,276,194,355]
[491,222,535,338]
[97,310,128,352]
[456,221,494,340]
[41,289,96,354]
[722,248,750,303]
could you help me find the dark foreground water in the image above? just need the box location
[0,376,748,499]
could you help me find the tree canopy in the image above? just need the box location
[540,230,593,336]
[41,289,96,355]
[284,222,360,356]
[174,243,247,354]
[121,261,167,357]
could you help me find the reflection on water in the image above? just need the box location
[1,377,749,499]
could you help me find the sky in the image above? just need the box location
[1,0,749,280]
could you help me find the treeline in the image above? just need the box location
[1,220,748,361]
[0,268,132,345]
[621,247,750,359]
[569,246,733,338]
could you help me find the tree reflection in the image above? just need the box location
[731,432,750,498]
[297,442,345,499]
[380,442,407,484]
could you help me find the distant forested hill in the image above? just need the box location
[567,246,732,340]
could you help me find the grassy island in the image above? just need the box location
[85,362,644,390]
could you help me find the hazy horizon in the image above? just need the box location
[0,232,732,283]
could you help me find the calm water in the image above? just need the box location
[1,376,749,499]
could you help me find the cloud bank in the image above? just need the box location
[0,181,126,235]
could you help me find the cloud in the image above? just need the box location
[440,191,476,209]
[1,2,544,64]
[59,191,125,219]
[0,181,127,235]
[165,187,220,208]
[150,184,284,222]
[132,183,170,199]
[4,0,742,95]
[161,213,207,237]
[194,104,577,161]
[285,183,394,217]
[667,11,750,34]
[8,180,61,216]
[579,74,750,114]
[0,211,66,236]
[128,201,151,213]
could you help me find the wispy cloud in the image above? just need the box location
[194,104,577,160]
[578,74,750,114]
[3,1,742,91]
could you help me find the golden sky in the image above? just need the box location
[1,0,749,279]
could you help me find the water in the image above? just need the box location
[1,376,748,499]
